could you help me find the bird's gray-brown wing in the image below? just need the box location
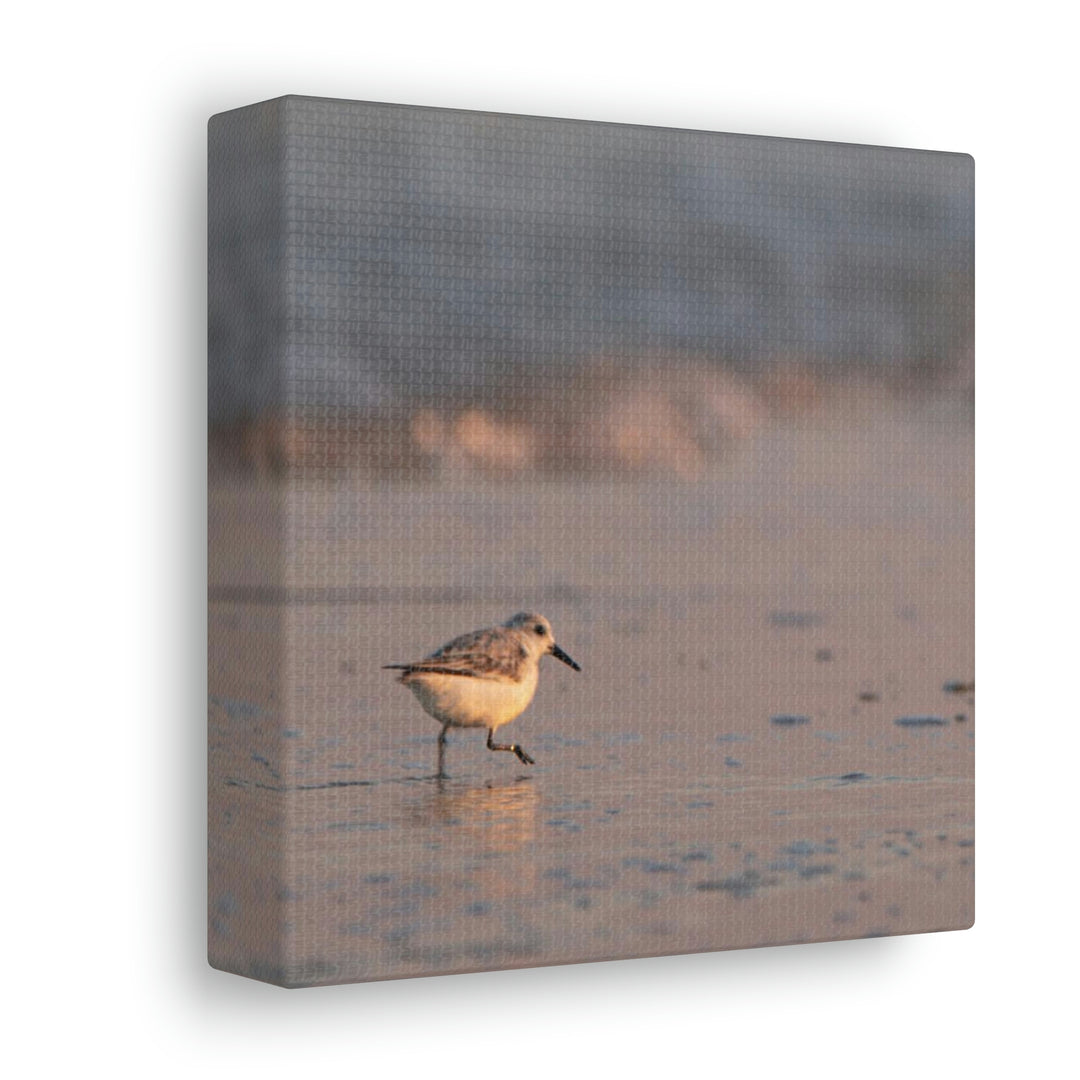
[383,627,527,680]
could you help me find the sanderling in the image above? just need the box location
[384,612,580,771]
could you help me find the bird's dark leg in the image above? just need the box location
[487,728,535,766]
[436,723,450,779]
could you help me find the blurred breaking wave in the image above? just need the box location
[209,99,973,481]
[208,357,972,482]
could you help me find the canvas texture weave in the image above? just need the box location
[208,96,974,987]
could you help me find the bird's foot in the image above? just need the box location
[486,731,536,766]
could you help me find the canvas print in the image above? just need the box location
[208,97,974,987]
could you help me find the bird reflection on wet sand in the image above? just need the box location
[416,777,539,856]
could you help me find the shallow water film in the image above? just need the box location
[209,398,973,986]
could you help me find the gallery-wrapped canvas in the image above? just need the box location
[208,96,974,987]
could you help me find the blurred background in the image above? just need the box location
[208,97,973,481]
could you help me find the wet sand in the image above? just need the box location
[209,396,974,986]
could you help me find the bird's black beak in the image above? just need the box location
[551,643,581,671]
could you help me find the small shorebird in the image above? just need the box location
[384,612,581,772]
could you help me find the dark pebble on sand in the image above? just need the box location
[815,648,834,662]
[624,858,682,874]
[954,714,967,722]
[857,691,881,702]
[696,871,764,898]
[783,841,834,855]
[544,819,583,832]
[894,715,949,727]
[943,680,975,694]
[798,864,835,879]
[771,714,812,727]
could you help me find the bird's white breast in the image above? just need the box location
[405,664,540,730]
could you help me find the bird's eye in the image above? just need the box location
[534,624,546,635]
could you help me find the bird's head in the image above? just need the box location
[503,612,581,670]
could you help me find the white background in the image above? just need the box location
[4,2,1075,1076]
